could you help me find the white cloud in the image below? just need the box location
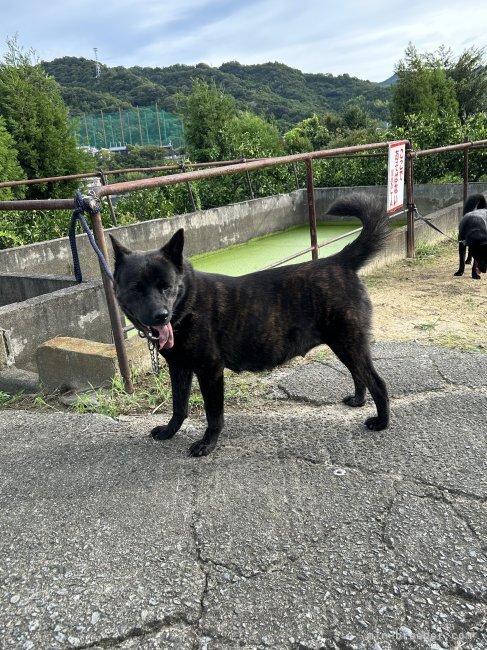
[1,0,486,82]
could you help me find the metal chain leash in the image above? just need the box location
[143,333,161,375]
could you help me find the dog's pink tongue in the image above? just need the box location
[153,323,174,349]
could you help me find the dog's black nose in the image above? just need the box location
[152,308,169,324]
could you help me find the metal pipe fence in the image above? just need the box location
[1,138,487,391]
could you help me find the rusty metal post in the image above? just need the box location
[305,159,318,260]
[179,163,196,212]
[89,211,134,394]
[177,163,196,211]
[179,164,196,211]
[99,171,118,226]
[186,182,196,211]
[463,145,469,206]
[405,141,415,258]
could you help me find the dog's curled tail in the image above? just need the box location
[326,193,389,272]
[464,193,486,214]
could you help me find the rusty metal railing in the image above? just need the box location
[1,138,487,392]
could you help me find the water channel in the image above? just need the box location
[191,221,362,275]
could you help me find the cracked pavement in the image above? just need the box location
[0,342,486,650]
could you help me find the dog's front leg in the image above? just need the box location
[454,242,467,276]
[188,370,224,457]
[151,364,193,441]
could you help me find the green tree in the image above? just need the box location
[0,116,25,200]
[220,112,284,159]
[462,112,487,181]
[0,37,89,199]
[0,116,26,248]
[390,43,459,128]
[178,79,237,161]
[342,101,371,131]
[283,114,330,153]
[196,111,288,208]
[444,47,487,121]
[389,111,463,182]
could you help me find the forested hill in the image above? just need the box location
[42,57,391,130]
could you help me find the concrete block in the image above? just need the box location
[36,336,153,393]
[0,367,40,394]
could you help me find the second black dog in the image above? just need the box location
[111,193,391,456]
[454,193,487,279]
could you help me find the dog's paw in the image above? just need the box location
[343,394,366,408]
[364,416,388,431]
[453,271,464,276]
[188,439,216,457]
[151,425,176,440]
[472,275,481,280]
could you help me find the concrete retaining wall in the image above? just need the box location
[0,191,306,280]
[0,282,111,372]
[314,182,487,217]
[0,274,78,307]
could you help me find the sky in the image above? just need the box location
[1,0,487,83]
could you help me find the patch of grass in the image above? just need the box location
[0,390,25,407]
[306,345,334,362]
[68,365,263,419]
[433,333,486,353]
[71,370,174,418]
[414,321,438,331]
[414,239,456,262]
[363,274,385,288]
[0,362,267,420]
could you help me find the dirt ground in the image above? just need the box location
[365,241,487,351]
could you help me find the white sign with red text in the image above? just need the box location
[387,141,406,213]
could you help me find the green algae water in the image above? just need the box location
[191,221,362,276]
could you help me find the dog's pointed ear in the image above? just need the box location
[110,235,132,267]
[162,229,184,269]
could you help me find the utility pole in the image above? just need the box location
[93,47,101,80]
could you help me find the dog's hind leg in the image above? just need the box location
[151,364,193,441]
[328,339,389,431]
[472,258,481,280]
[189,369,225,457]
[361,363,389,431]
[343,376,367,407]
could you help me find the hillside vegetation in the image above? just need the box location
[42,57,391,130]
[2,41,485,250]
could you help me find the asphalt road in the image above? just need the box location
[0,342,486,650]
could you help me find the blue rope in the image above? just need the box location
[69,191,113,283]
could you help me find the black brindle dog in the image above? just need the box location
[454,193,487,280]
[111,193,390,456]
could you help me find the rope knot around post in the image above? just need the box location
[69,191,113,283]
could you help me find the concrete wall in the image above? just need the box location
[2,182,485,280]
[314,182,485,217]
[0,274,78,307]
[0,282,111,372]
[0,191,306,280]
[365,202,463,273]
